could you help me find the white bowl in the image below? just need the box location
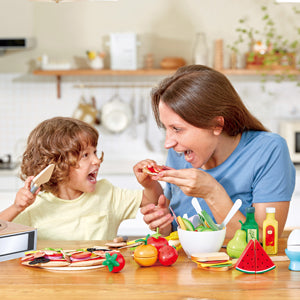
[87,57,104,69]
[178,227,226,258]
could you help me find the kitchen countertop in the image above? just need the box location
[0,237,299,299]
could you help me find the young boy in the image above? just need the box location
[0,117,163,240]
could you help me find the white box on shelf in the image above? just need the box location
[109,32,138,70]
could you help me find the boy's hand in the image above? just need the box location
[13,176,39,213]
[140,194,173,236]
[133,159,158,188]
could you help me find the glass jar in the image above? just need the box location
[192,32,208,65]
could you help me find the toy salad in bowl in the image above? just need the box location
[177,212,226,258]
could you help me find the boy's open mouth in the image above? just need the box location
[88,170,98,183]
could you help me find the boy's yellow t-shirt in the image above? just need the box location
[13,179,143,240]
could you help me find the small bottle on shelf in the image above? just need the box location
[192,32,208,66]
[240,207,259,242]
[263,207,278,255]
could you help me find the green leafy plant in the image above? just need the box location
[228,5,300,90]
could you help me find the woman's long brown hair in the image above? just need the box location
[151,65,268,135]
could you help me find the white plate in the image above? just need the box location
[42,265,105,271]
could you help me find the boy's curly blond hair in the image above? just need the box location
[20,117,99,195]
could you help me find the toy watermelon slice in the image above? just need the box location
[255,240,276,273]
[235,239,275,274]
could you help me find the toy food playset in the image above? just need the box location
[263,207,278,255]
[239,207,259,242]
[20,246,114,270]
[3,202,290,277]
[133,234,178,267]
[227,228,248,259]
[191,252,236,271]
[235,239,275,274]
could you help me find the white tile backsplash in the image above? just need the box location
[0,73,167,163]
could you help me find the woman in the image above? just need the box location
[140,65,295,238]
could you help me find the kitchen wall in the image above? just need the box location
[1,0,300,71]
[1,0,299,155]
[0,0,300,233]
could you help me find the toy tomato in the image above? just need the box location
[158,245,178,266]
[103,252,125,273]
[148,233,168,251]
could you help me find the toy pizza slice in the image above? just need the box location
[21,249,70,268]
[21,247,112,268]
[63,248,108,267]
[142,165,172,175]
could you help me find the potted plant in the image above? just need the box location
[228,5,300,88]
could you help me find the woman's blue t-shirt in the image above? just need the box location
[164,131,296,230]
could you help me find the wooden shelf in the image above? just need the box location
[33,68,178,76]
[221,68,300,76]
[33,68,177,98]
[33,68,300,98]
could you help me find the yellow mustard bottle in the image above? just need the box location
[263,207,278,255]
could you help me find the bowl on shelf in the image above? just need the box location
[160,57,186,69]
[178,228,226,258]
[87,56,104,70]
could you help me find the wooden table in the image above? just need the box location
[1,237,299,300]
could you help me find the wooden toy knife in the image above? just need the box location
[30,164,55,193]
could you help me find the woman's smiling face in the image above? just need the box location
[159,101,222,169]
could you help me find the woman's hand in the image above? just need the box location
[140,194,173,236]
[156,168,219,199]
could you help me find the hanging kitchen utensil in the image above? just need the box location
[101,92,133,134]
[91,96,101,125]
[73,95,97,126]
[144,97,154,151]
[138,93,146,124]
[129,90,137,139]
